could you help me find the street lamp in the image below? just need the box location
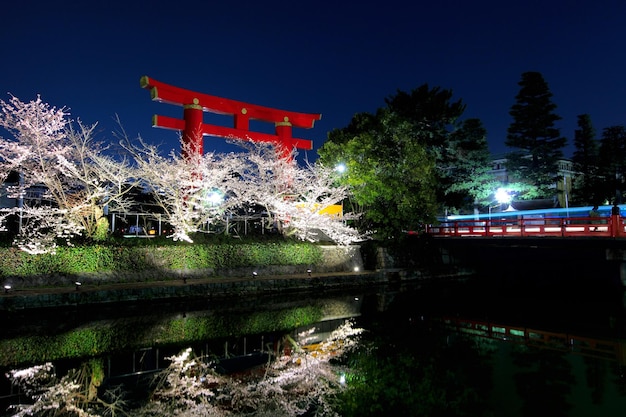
[495,188,512,205]
[489,188,513,219]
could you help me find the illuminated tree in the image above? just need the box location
[319,85,492,237]
[231,141,363,245]
[124,136,245,243]
[126,138,363,245]
[319,109,437,239]
[0,95,136,253]
[505,71,567,199]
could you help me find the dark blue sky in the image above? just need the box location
[2,0,625,160]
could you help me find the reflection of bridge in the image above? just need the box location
[426,215,626,238]
[441,316,626,365]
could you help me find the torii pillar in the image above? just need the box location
[140,76,322,161]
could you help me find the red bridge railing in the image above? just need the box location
[426,215,626,238]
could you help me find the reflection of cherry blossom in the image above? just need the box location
[6,320,363,416]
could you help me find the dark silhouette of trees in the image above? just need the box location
[571,114,600,205]
[598,125,626,204]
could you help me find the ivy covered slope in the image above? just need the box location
[0,239,324,284]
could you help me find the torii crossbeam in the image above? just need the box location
[140,76,322,160]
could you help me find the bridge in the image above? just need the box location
[422,206,626,289]
[426,214,626,238]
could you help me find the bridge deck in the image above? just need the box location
[426,215,626,238]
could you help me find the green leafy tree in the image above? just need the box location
[597,125,626,204]
[319,85,493,238]
[320,109,437,239]
[571,114,600,205]
[505,71,567,199]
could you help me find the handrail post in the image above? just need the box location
[611,214,621,238]
[611,205,622,238]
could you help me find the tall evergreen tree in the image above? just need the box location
[598,125,626,204]
[571,114,600,205]
[505,71,566,199]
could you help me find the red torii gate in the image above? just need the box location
[140,76,322,160]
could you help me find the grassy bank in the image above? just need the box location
[0,239,324,280]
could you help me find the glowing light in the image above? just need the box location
[206,189,224,206]
[495,187,512,204]
[353,266,359,272]
[339,372,346,385]
[335,163,346,174]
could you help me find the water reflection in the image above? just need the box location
[341,280,626,417]
[1,280,626,416]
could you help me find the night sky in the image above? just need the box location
[2,0,625,160]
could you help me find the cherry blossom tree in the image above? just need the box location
[124,136,247,243]
[126,137,364,245]
[0,94,363,249]
[0,95,138,253]
[229,142,364,245]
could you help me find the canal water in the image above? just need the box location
[1,277,625,416]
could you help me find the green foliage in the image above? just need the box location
[0,240,323,278]
[320,109,437,239]
[319,84,493,238]
[92,216,110,242]
[505,71,567,199]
